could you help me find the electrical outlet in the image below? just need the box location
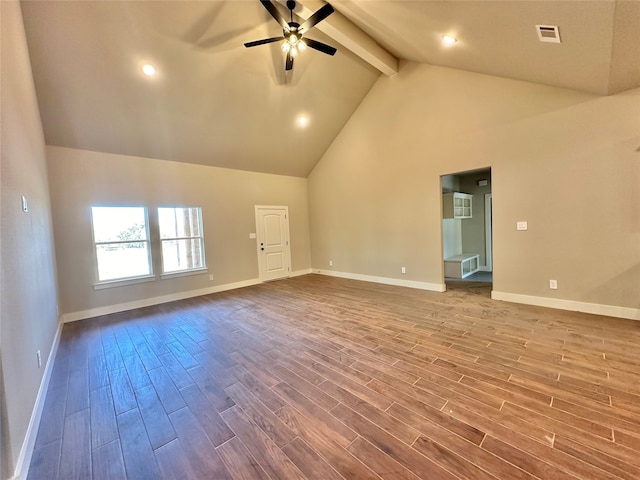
[549,279,558,290]
[329,260,333,266]
[208,274,214,281]
[517,221,528,231]
[401,267,406,274]
[36,350,42,368]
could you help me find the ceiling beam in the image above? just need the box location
[294,0,398,76]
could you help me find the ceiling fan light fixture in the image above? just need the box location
[442,35,457,46]
[244,0,337,72]
[141,63,156,76]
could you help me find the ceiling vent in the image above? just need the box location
[536,25,561,43]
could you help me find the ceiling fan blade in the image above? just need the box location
[299,3,334,33]
[304,38,337,56]
[285,50,294,71]
[244,36,284,48]
[259,0,290,31]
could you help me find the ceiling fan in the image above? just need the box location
[244,0,337,71]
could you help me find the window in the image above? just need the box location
[158,207,205,274]
[91,206,152,282]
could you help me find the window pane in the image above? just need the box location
[92,207,148,242]
[96,242,151,281]
[161,239,204,273]
[158,207,202,239]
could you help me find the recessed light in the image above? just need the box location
[297,115,309,127]
[442,35,457,46]
[141,64,156,76]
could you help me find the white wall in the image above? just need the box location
[47,147,311,318]
[309,62,640,316]
[1,2,60,478]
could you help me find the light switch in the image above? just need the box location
[249,233,256,239]
[516,221,528,231]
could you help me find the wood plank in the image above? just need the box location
[59,409,91,480]
[346,436,422,480]
[272,381,357,448]
[27,439,61,480]
[179,383,235,446]
[91,440,127,480]
[281,437,346,480]
[116,408,162,479]
[108,367,137,415]
[275,404,379,479]
[187,365,235,412]
[168,406,233,479]
[33,386,67,449]
[157,351,195,390]
[65,367,89,415]
[166,341,200,370]
[90,386,118,449]
[122,353,152,392]
[219,406,306,480]
[330,403,459,480]
[135,384,177,450]
[224,382,297,448]
[147,366,186,414]
[228,364,287,412]
[216,436,271,480]
[88,354,109,391]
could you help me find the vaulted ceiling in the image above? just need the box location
[20,1,640,177]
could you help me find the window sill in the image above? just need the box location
[93,274,156,290]
[161,267,208,280]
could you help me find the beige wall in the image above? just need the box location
[1,1,60,478]
[309,62,640,310]
[47,146,311,316]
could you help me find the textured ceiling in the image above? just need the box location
[20,1,640,177]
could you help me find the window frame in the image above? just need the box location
[157,205,207,277]
[90,205,155,288]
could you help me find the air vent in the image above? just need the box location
[536,25,561,43]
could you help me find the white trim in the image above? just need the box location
[315,269,446,292]
[62,278,261,323]
[492,291,640,321]
[485,193,492,271]
[93,274,156,290]
[13,320,63,480]
[290,268,312,278]
[160,267,208,280]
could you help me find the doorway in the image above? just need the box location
[255,206,291,282]
[441,168,493,286]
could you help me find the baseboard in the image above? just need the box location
[13,320,63,480]
[62,277,262,323]
[290,268,312,278]
[492,291,640,321]
[314,269,446,292]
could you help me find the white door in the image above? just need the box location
[255,206,291,281]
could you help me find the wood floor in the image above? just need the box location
[28,274,640,480]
